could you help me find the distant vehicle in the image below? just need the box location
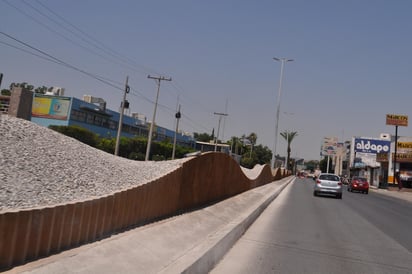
[347,176,369,194]
[400,170,412,188]
[306,173,315,179]
[313,173,342,199]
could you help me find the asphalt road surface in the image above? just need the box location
[210,177,412,274]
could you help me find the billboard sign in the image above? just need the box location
[397,142,412,152]
[354,138,390,154]
[393,152,412,162]
[386,114,408,127]
[321,136,338,156]
[376,152,389,162]
[32,94,71,120]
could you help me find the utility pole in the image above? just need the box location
[115,76,130,156]
[145,75,172,161]
[172,104,181,160]
[214,112,228,152]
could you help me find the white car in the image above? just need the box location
[313,173,342,199]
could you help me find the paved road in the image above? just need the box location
[211,178,412,274]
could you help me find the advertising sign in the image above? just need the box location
[397,142,412,151]
[376,152,389,162]
[386,114,408,127]
[354,138,390,154]
[32,94,71,120]
[393,153,412,162]
[321,136,338,156]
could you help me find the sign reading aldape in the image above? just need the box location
[354,138,390,154]
[386,114,408,127]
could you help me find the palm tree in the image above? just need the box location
[280,131,298,170]
[229,136,243,155]
[247,132,257,157]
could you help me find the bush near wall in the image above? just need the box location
[49,125,98,147]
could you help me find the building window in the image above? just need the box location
[108,120,117,130]
[86,113,94,124]
[70,109,86,122]
[94,115,103,126]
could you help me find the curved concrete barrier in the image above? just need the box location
[0,152,288,271]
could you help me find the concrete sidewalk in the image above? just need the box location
[370,186,412,203]
[9,177,293,274]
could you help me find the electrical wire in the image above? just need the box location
[0,31,123,92]
[2,0,216,135]
[30,0,162,77]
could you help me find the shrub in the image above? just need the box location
[49,125,98,147]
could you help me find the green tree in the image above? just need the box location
[246,132,257,157]
[193,132,213,142]
[305,160,319,172]
[7,83,51,94]
[10,82,34,91]
[97,138,116,154]
[35,86,48,94]
[240,156,254,168]
[228,136,242,155]
[280,131,298,170]
[1,89,11,96]
[253,144,272,165]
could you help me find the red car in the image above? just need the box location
[347,176,369,194]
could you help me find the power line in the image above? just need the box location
[30,0,162,77]
[2,2,217,135]
[0,31,123,92]
[0,39,62,65]
[7,0,148,76]
[0,30,213,134]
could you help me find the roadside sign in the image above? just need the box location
[386,114,408,127]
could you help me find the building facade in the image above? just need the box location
[5,89,195,149]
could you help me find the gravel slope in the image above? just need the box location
[0,115,189,212]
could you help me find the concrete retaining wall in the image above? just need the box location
[0,152,288,270]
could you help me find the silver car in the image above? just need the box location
[313,173,342,199]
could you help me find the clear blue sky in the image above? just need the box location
[2,0,412,161]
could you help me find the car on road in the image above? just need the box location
[347,176,369,194]
[313,173,342,199]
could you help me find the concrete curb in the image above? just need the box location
[162,177,294,274]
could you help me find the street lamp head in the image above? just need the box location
[273,57,294,62]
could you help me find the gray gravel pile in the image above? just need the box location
[0,115,189,212]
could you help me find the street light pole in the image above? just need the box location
[271,57,293,169]
[214,112,228,152]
